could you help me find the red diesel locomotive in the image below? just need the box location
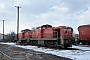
[78,24,90,44]
[18,24,73,48]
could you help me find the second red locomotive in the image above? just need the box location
[18,24,73,48]
[78,24,90,45]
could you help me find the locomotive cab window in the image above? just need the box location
[41,26,46,29]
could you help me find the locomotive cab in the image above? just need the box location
[41,24,52,38]
[18,29,31,45]
[54,26,73,48]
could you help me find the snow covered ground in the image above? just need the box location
[1,42,90,60]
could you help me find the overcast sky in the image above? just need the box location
[0,0,90,34]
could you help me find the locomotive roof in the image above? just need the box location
[78,24,90,28]
[41,24,52,28]
[58,26,72,28]
[21,29,31,32]
[36,24,52,29]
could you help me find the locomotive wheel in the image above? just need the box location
[47,41,54,48]
[44,40,48,47]
[82,41,86,45]
[53,42,57,48]
[50,41,54,48]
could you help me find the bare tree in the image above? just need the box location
[31,27,36,30]
[5,31,16,42]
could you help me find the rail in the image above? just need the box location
[0,51,13,60]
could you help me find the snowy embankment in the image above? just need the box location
[1,42,90,60]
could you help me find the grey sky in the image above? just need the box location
[0,0,90,34]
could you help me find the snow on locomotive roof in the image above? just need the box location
[36,24,52,29]
[21,29,31,32]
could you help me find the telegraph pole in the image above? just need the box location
[15,6,21,42]
[2,20,5,42]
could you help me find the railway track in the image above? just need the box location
[0,44,27,60]
[0,44,72,60]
